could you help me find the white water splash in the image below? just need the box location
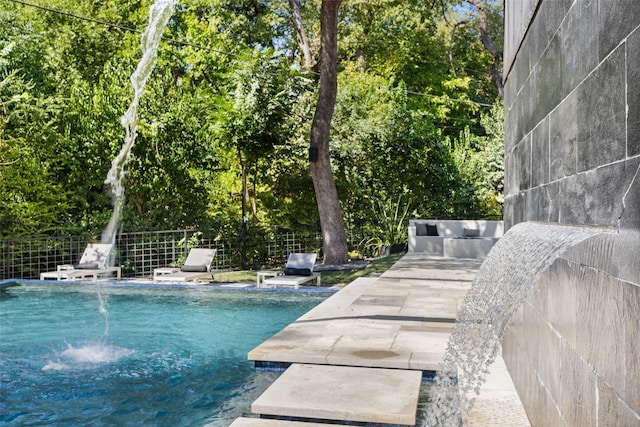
[43,342,133,371]
[102,0,177,245]
[423,222,603,426]
[97,288,110,337]
[42,289,132,371]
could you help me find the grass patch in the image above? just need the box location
[217,253,404,286]
[319,254,404,285]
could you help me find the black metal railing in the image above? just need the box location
[0,226,367,280]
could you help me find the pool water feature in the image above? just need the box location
[102,0,176,245]
[423,222,603,426]
[0,284,329,426]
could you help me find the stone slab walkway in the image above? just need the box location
[239,253,530,426]
[252,363,422,425]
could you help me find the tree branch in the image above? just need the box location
[0,158,20,166]
[465,0,504,100]
[449,20,469,76]
[288,0,313,70]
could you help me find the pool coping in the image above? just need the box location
[1,278,338,294]
[241,253,531,426]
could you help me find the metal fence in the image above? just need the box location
[0,226,366,280]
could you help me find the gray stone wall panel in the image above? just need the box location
[614,229,640,285]
[597,378,640,427]
[560,0,598,96]
[503,1,640,424]
[507,192,527,226]
[535,319,562,405]
[537,36,563,126]
[549,90,578,180]
[545,259,578,349]
[504,148,517,196]
[598,0,640,61]
[562,230,640,286]
[575,267,625,392]
[624,281,640,415]
[529,185,551,222]
[527,0,553,72]
[584,159,636,226]
[544,181,563,223]
[557,174,589,225]
[504,101,518,151]
[560,347,597,427]
[518,135,532,191]
[576,47,626,173]
[505,34,532,111]
[504,0,539,77]
[503,196,515,229]
[531,119,549,187]
[517,65,543,140]
[628,28,640,157]
[616,157,640,230]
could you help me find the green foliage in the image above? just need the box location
[214,50,309,158]
[0,10,74,235]
[359,194,411,256]
[0,0,504,242]
[449,103,504,219]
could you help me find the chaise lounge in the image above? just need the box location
[259,253,321,289]
[153,248,218,283]
[40,243,121,281]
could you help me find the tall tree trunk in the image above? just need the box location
[288,0,313,70]
[310,0,348,265]
[465,0,504,100]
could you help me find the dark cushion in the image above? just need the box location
[284,267,312,276]
[74,262,99,270]
[415,223,428,236]
[463,227,480,238]
[426,224,439,236]
[180,264,208,272]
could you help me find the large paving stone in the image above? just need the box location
[251,363,422,425]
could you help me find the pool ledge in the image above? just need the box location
[241,253,530,426]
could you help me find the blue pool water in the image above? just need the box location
[0,282,330,426]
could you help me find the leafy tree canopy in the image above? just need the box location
[0,0,504,248]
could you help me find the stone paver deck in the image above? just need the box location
[241,253,530,426]
[252,363,422,425]
[249,255,480,371]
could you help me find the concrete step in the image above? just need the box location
[251,363,422,426]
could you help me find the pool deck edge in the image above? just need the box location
[239,254,531,426]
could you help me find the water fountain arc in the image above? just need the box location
[423,221,606,426]
[102,0,177,246]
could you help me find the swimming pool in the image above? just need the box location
[0,282,330,426]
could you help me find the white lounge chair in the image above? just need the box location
[153,248,218,283]
[260,253,321,289]
[40,243,121,281]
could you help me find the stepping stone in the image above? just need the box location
[251,363,422,426]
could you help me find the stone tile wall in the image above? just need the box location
[503,0,640,425]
